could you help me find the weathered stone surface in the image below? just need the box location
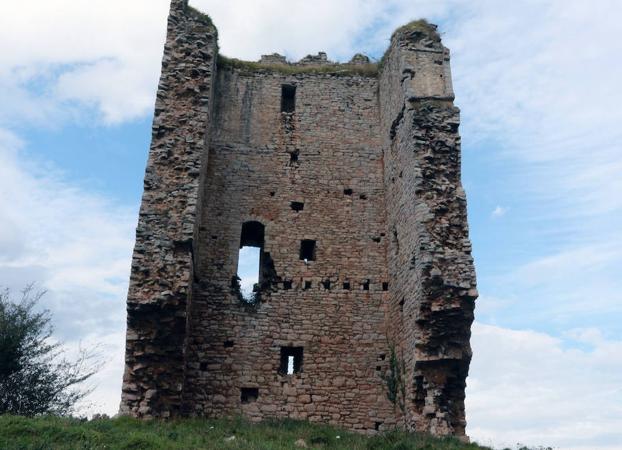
[120,2,477,440]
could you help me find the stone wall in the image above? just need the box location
[379,23,477,436]
[182,68,395,432]
[120,1,477,438]
[120,0,217,418]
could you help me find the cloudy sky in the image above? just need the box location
[1,1,621,449]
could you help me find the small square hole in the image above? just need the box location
[343,188,353,196]
[291,201,304,212]
[322,279,331,290]
[280,347,303,374]
[200,362,207,371]
[343,281,350,290]
[241,387,259,404]
[362,279,370,291]
[382,282,389,291]
[300,240,316,261]
[304,280,312,290]
[284,280,292,290]
[224,340,234,348]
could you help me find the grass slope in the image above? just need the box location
[0,415,492,450]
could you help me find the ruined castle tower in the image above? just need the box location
[120,0,477,437]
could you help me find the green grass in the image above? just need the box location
[0,415,494,450]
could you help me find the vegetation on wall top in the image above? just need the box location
[217,55,379,78]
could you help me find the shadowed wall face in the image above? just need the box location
[120,1,477,438]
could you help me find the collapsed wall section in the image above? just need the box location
[378,22,477,437]
[120,0,217,418]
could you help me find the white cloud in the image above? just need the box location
[1,1,621,447]
[491,206,508,218]
[467,323,622,450]
[0,0,169,124]
[0,128,135,415]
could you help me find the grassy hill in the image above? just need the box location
[0,415,494,450]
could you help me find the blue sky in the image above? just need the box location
[1,1,621,449]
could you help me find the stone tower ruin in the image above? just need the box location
[120,0,477,438]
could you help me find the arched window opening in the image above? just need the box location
[238,221,265,302]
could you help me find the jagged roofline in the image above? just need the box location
[179,1,442,75]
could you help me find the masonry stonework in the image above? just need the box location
[120,0,477,438]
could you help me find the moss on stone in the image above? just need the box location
[218,55,379,78]
[378,19,441,71]
[185,5,217,29]
[391,19,440,42]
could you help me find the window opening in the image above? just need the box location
[344,188,353,196]
[300,239,316,262]
[304,280,312,290]
[238,221,265,301]
[382,282,389,291]
[363,279,370,291]
[290,201,304,212]
[343,281,351,290]
[322,279,331,290]
[241,387,259,404]
[281,84,296,113]
[283,280,292,290]
[224,340,234,348]
[280,347,303,374]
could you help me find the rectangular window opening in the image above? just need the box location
[343,281,351,290]
[363,279,370,291]
[281,84,296,113]
[382,282,389,291]
[300,239,316,262]
[238,246,260,300]
[290,201,304,212]
[283,280,292,290]
[241,387,259,404]
[322,279,331,290]
[304,280,312,290]
[224,340,234,348]
[280,347,303,375]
